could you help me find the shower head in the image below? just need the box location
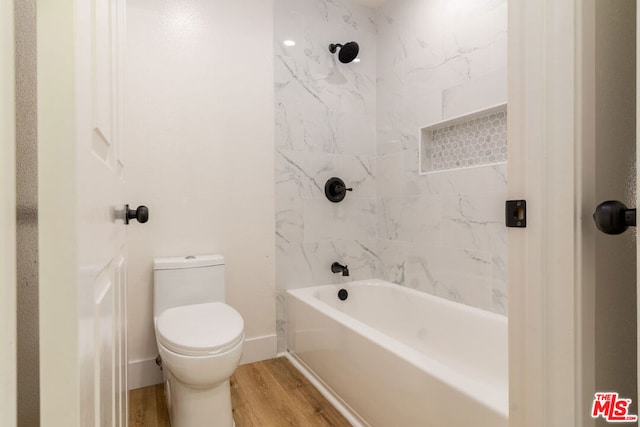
[328,41,360,64]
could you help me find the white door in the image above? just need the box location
[38,0,129,425]
[0,2,16,425]
[509,0,638,425]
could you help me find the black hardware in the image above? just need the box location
[325,177,352,203]
[338,289,348,301]
[125,204,149,224]
[328,41,360,64]
[593,200,636,235]
[505,200,526,228]
[331,262,349,277]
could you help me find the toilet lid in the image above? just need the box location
[156,302,244,356]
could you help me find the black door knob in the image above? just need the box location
[593,200,636,235]
[126,204,149,224]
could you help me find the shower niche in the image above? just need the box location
[419,103,507,174]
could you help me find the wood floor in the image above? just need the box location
[129,383,170,426]
[129,357,351,427]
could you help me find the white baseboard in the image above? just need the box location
[128,357,163,390]
[240,334,277,365]
[129,334,277,390]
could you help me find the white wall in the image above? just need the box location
[126,0,276,388]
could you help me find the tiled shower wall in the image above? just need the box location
[275,0,508,350]
[375,0,508,314]
[274,0,378,349]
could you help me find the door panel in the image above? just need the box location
[115,258,127,426]
[95,267,115,426]
[93,0,117,163]
[83,0,128,424]
[39,0,127,425]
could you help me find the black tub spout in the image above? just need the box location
[331,262,349,277]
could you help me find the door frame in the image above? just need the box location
[0,1,17,425]
[637,3,640,422]
[37,0,80,424]
[508,0,596,425]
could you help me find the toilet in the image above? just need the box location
[154,254,244,427]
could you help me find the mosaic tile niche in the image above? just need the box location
[420,104,507,173]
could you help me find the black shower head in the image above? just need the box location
[328,41,360,64]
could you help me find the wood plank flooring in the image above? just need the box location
[129,383,170,426]
[128,357,351,427]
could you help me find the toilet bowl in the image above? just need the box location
[153,255,244,427]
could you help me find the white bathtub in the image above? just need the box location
[286,279,508,427]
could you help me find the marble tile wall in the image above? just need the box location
[275,0,378,350]
[375,0,508,314]
[275,0,508,351]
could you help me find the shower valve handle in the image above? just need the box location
[593,200,636,235]
[325,177,352,203]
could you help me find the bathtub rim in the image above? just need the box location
[286,279,508,419]
[290,278,507,323]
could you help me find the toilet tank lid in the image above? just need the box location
[154,254,224,270]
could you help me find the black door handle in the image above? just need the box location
[593,200,635,235]
[126,204,149,224]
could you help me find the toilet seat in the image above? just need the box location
[156,302,244,357]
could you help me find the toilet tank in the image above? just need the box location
[153,254,225,317]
